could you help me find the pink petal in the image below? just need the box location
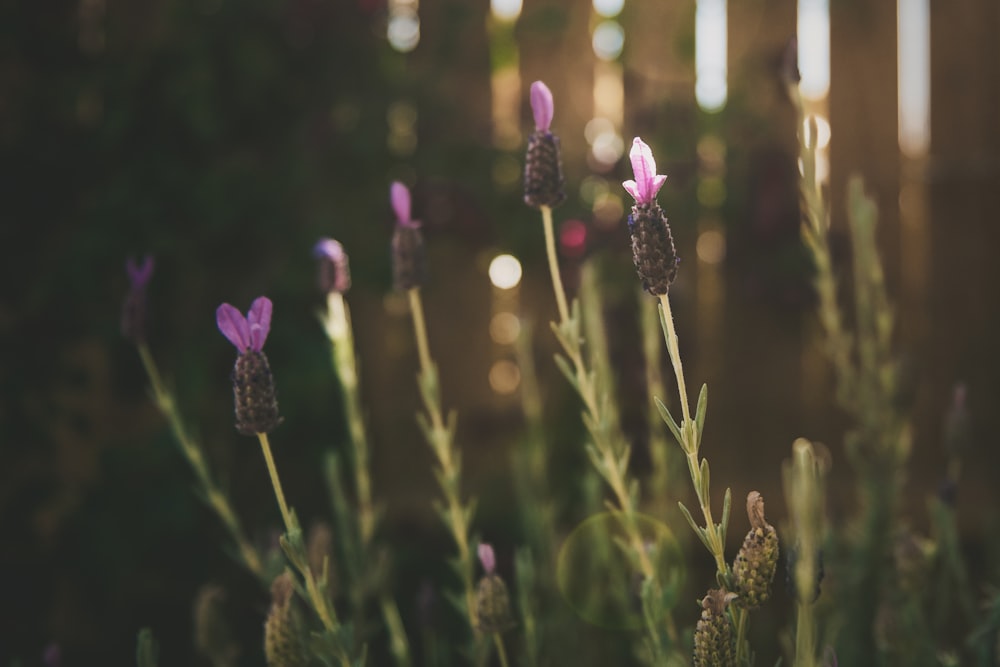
[477,543,496,574]
[628,138,656,200]
[530,80,554,132]
[622,180,641,201]
[126,255,155,286]
[313,238,344,262]
[247,296,272,351]
[216,303,250,353]
[649,174,668,199]
[390,181,411,225]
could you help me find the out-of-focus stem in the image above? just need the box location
[541,205,569,324]
[136,343,264,580]
[407,287,478,632]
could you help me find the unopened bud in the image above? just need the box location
[628,201,679,295]
[264,573,307,667]
[733,492,779,609]
[693,589,737,667]
[232,350,281,435]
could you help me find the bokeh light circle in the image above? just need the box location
[556,512,685,630]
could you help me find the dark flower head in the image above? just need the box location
[121,255,154,344]
[390,181,427,290]
[216,297,280,435]
[313,238,352,294]
[523,80,566,209]
[216,297,272,354]
[623,138,679,295]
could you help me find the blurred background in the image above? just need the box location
[2,0,999,664]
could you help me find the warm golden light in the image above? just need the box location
[489,312,521,345]
[696,229,726,265]
[489,360,521,394]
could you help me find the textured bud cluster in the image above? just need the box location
[475,543,514,634]
[694,589,737,667]
[390,181,427,291]
[523,81,566,209]
[733,491,779,609]
[314,238,351,294]
[628,201,679,296]
[264,573,307,667]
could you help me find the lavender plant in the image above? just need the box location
[122,257,266,582]
[314,238,412,667]
[390,181,479,649]
[216,297,357,667]
[524,81,683,664]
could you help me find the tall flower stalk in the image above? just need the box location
[122,257,265,581]
[217,297,354,667]
[315,239,412,667]
[524,81,679,661]
[390,182,478,640]
[623,137,767,664]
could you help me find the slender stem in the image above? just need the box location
[493,632,510,667]
[657,294,692,426]
[257,433,342,636]
[136,343,264,579]
[541,205,570,324]
[408,288,435,392]
[257,432,295,533]
[794,602,817,667]
[406,287,478,632]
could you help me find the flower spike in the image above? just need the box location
[126,255,155,287]
[217,297,280,434]
[122,255,155,344]
[530,81,553,133]
[622,137,667,204]
[313,238,352,294]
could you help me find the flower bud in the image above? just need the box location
[475,573,514,634]
[523,130,566,209]
[264,573,307,667]
[628,201,679,296]
[391,224,427,291]
[693,589,736,667]
[232,350,281,435]
[733,491,779,609]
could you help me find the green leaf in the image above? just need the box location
[699,458,711,504]
[695,383,708,442]
[553,353,577,389]
[721,487,732,545]
[654,396,684,446]
[677,501,711,551]
[585,443,606,476]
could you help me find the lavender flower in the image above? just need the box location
[216,297,281,435]
[622,137,679,295]
[121,255,154,344]
[313,238,352,294]
[390,181,427,291]
[474,542,512,634]
[523,81,566,209]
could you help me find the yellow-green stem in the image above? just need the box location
[257,432,340,634]
[541,205,570,324]
[493,632,510,667]
[539,207,677,645]
[137,344,264,579]
[656,294,692,427]
[406,287,477,629]
[794,602,817,667]
[408,288,435,395]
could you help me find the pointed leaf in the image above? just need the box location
[721,487,732,545]
[654,396,684,445]
[677,501,711,551]
[695,383,708,442]
[699,458,711,504]
[553,353,577,389]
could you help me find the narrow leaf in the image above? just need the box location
[699,458,711,504]
[695,383,709,442]
[721,487,732,545]
[654,396,684,445]
[678,501,711,551]
[553,353,577,389]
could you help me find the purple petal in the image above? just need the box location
[530,80,554,132]
[313,238,344,261]
[216,303,250,353]
[247,296,272,351]
[390,181,411,226]
[126,255,155,287]
[622,180,640,201]
[477,543,496,574]
[623,137,667,203]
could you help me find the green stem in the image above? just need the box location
[493,632,510,667]
[257,432,341,635]
[136,343,264,579]
[656,294,692,427]
[406,287,477,632]
[541,205,570,324]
